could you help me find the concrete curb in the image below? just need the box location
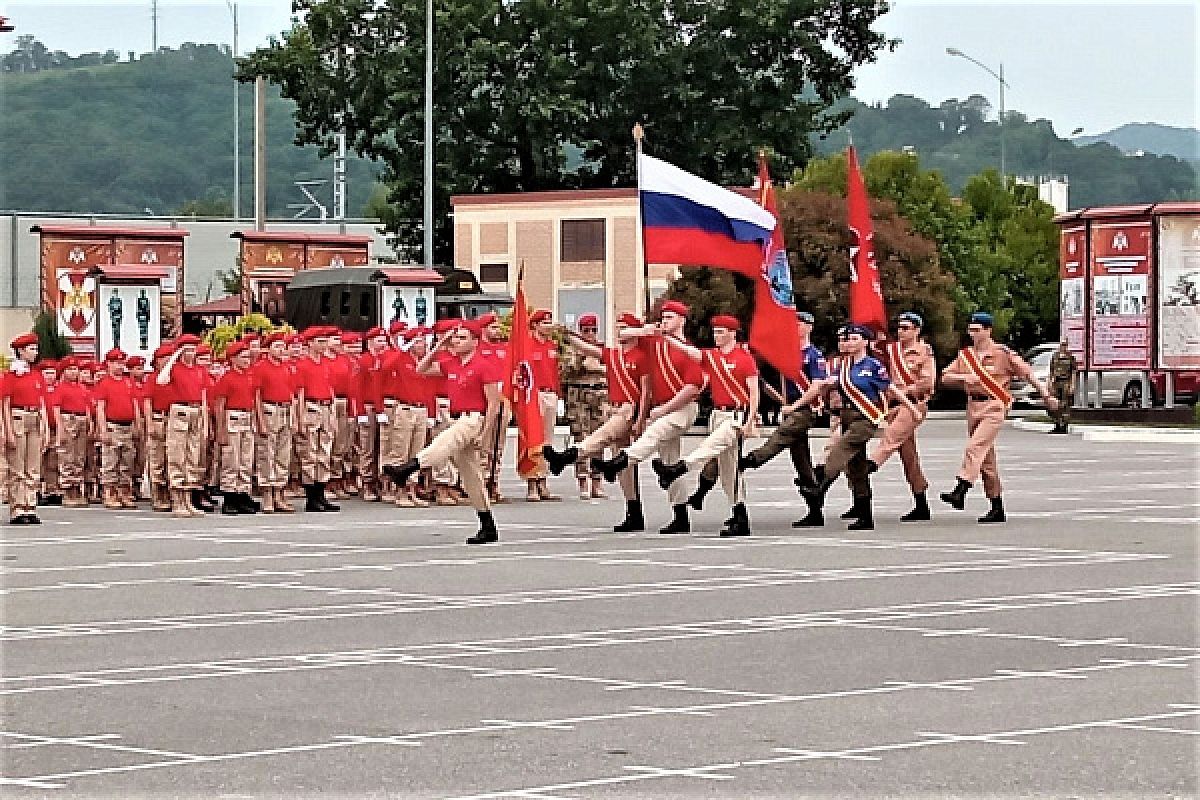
[1011,417,1199,443]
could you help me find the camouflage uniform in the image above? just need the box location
[561,346,609,480]
[1048,347,1077,433]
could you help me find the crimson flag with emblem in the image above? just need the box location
[749,152,803,381]
[503,274,545,476]
[846,146,887,333]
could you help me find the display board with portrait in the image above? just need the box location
[1089,220,1154,369]
[95,283,162,361]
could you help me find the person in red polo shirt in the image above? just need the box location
[384,320,501,544]
[53,357,91,508]
[253,332,296,514]
[156,334,210,517]
[3,332,48,524]
[92,349,142,509]
[126,355,149,502]
[213,341,258,515]
[293,326,339,512]
[355,327,388,502]
[326,331,359,499]
[144,344,175,512]
[39,359,63,506]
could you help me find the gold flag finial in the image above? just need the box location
[632,122,644,149]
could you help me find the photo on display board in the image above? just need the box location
[1120,276,1148,316]
[1094,276,1120,316]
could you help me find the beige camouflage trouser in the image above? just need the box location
[255,403,292,489]
[57,413,89,490]
[417,413,488,511]
[566,385,609,479]
[330,397,353,479]
[219,410,255,494]
[7,409,44,516]
[99,421,136,490]
[165,404,206,490]
[147,414,168,491]
[297,401,334,485]
[356,415,379,482]
[385,405,429,467]
[42,435,60,496]
[682,408,748,505]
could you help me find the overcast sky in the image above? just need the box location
[2,0,1195,135]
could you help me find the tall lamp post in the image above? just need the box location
[946,47,1009,177]
[226,0,240,219]
[422,0,433,265]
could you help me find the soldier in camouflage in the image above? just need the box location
[1048,340,1077,434]
[560,314,609,499]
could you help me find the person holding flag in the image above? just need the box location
[521,309,561,502]
[845,145,887,334]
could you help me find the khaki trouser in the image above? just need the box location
[7,408,44,515]
[384,404,429,468]
[825,408,877,500]
[255,403,293,488]
[297,400,335,485]
[147,413,168,491]
[99,421,136,490]
[331,397,353,478]
[519,391,559,479]
[871,401,930,494]
[219,409,255,494]
[683,408,748,504]
[959,397,1006,498]
[356,415,379,482]
[578,404,637,499]
[626,401,699,506]
[567,384,609,478]
[165,404,206,490]
[42,435,60,496]
[132,425,147,495]
[417,412,488,511]
[58,413,90,490]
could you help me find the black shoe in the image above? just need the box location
[10,514,29,525]
[40,493,63,507]
[799,476,835,508]
[847,495,874,531]
[467,511,499,544]
[658,504,690,535]
[235,492,258,514]
[866,459,879,474]
[839,505,858,520]
[382,459,421,486]
[939,478,971,511]
[738,453,763,471]
[978,497,1006,524]
[719,503,751,537]
[900,491,931,522]
[543,445,578,477]
[651,458,687,490]
[316,482,340,512]
[591,451,629,484]
[687,474,717,511]
[26,513,41,525]
[304,484,325,512]
[613,501,645,532]
[191,489,215,513]
[814,464,826,484]
[791,508,825,528]
[221,496,242,515]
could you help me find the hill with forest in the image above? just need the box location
[1075,123,1199,162]
[1,41,1196,217]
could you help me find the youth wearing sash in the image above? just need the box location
[544,312,651,531]
[651,315,760,537]
[869,312,937,522]
[592,301,705,535]
[939,311,1056,523]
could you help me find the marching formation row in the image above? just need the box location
[0,305,1056,542]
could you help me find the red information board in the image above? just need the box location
[1058,223,1087,361]
[1089,220,1154,369]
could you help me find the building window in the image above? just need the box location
[480,262,509,283]
[561,219,605,262]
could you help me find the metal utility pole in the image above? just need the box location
[254,75,267,231]
[423,0,434,265]
[227,1,240,219]
[151,0,158,52]
[334,131,347,220]
[946,47,1010,177]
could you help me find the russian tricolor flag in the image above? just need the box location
[639,154,777,277]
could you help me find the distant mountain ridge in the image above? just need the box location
[1076,123,1200,162]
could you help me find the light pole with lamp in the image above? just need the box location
[946,47,1009,177]
[226,0,240,220]
[422,0,433,265]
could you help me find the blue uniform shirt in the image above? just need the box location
[835,355,890,406]
[776,344,828,404]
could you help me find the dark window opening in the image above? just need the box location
[561,219,605,262]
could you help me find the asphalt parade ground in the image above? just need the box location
[1,418,1197,798]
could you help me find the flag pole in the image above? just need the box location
[489,262,523,493]
[633,122,650,316]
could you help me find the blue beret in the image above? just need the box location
[969,312,994,327]
[842,323,874,339]
[897,311,924,328]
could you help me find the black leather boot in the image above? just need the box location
[939,478,971,510]
[900,491,931,522]
[543,445,578,476]
[304,484,324,512]
[791,502,825,527]
[382,459,421,486]
[658,503,690,535]
[467,510,499,544]
[237,492,259,514]
[847,494,874,531]
[613,500,645,532]
[651,458,688,490]
[191,489,215,513]
[839,504,859,520]
[814,464,826,484]
[221,493,242,515]
[687,473,717,511]
[737,452,763,471]
[316,482,340,512]
[591,451,629,483]
[719,503,751,537]
[978,496,1006,524]
[799,475,835,508]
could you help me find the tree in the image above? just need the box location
[33,312,72,360]
[215,257,244,296]
[238,0,895,262]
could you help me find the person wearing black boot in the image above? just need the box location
[213,342,259,518]
[869,312,937,522]
[292,327,340,513]
[686,463,718,511]
[544,312,651,528]
[649,314,760,536]
[467,510,499,544]
[794,323,918,531]
[590,302,703,535]
[940,312,1057,524]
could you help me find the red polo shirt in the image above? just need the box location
[252,359,295,405]
[214,367,257,411]
[438,351,500,413]
[528,337,560,393]
[3,370,46,410]
[165,362,207,405]
[293,355,335,402]
[91,375,139,422]
[53,381,91,415]
[701,346,758,409]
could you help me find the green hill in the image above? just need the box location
[1075,123,1200,162]
[0,43,382,217]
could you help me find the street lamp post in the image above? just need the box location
[946,47,1009,177]
[227,0,240,220]
[423,0,434,265]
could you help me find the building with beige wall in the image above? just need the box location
[450,189,678,337]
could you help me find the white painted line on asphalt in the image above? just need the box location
[1103,723,1200,735]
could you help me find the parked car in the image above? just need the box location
[1011,343,1199,407]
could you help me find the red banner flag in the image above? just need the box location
[749,153,803,381]
[503,278,545,476]
[846,146,887,333]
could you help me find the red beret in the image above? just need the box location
[578,313,598,328]
[433,319,456,335]
[196,344,212,356]
[10,333,38,349]
[175,334,201,347]
[152,344,174,360]
[263,331,286,346]
[459,319,482,337]
[285,334,304,346]
[126,356,146,368]
[529,309,552,324]
[40,359,59,371]
[340,332,361,345]
[406,326,431,339]
[226,341,248,358]
[301,327,324,342]
[365,326,385,340]
[59,356,77,369]
[617,312,643,327]
[478,312,498,326]
[710,314,741,332]
[104,348,127,363]
[388,320,409,335]
[660,300,689,318]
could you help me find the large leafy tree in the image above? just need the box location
[239,0,894,262]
